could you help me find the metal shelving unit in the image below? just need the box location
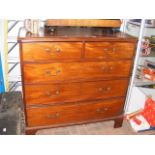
[7,20,45,92]
[7,20,24,92]
[125,19,155,113]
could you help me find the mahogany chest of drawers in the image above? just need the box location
[18,28,137,134]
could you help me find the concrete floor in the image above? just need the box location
[36,120,155,135]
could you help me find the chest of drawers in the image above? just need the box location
[18,29,137,134]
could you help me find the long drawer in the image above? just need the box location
[23,61,132,84]
[26,97,125,127]
[22,42,83,61]
[85,42,135,59]
[25,79,128,105]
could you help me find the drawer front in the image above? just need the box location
[26,98,125,127]
[23,61,132,84]
[22,42,83,61]
[85,42,135,59]
[25,79,128,105]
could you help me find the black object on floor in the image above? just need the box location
[0,92,25,135]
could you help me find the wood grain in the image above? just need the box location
[24,79,129,105]
[85,42,136,59]
[46,19,121,27]
[25,114,124,135]
[18,27,137,132]
[23,61,132,84]
[26,97,125,127]
[22,42,83,61]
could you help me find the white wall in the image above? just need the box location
[127,87,155,113]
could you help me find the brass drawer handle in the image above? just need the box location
[45,48,51,52]
[55,70,61,75]
[106,87,111,91]
[102,67,106,71]
[45,47,61,53]
[96,107,109,113]
[45,70,51,75]
[56,48,61,53]
[47,112,60,119]
[102,67,114,72]
[45,90,60,96]
[55,112,60,118]
[98,88,103,92]
[110,66,113,70]
[103,48,109,52]
[47,114,54,119]
[45,70,61,76]
[98,87,111,92]
[112,48,116,52]
[55,90,60,95]
[103,48,116,52]
[45,91,52,96]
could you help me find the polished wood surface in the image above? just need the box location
[26,97,124,127]
[26,114,124,135]
[22,41,136,62]
[25,79,128,105]
[46,19,121,27]
[85,42,135,59]
[18,27,137,134]
[23,61,132,84]
[22,42,83,61]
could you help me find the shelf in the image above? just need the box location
[8,76,21,81]
[134,78,155,86]
[8,36,18,43]
[8,57,20,62]
[139,51,155,58]
[127,21,155,28]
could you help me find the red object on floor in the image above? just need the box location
[141,98,155,127]
[132,116,142,125]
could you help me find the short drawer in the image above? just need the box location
[22,42,83,61]
[85,42,135,59]
[26,98,125,127]
[25,79,129,105]
[23,61,132,84]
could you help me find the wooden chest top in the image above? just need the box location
[18,27,137,43]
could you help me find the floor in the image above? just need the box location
[36,120,155,135]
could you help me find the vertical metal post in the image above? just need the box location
[121,19,128,32]
[124,19,145,112]
[4,20,9,91]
